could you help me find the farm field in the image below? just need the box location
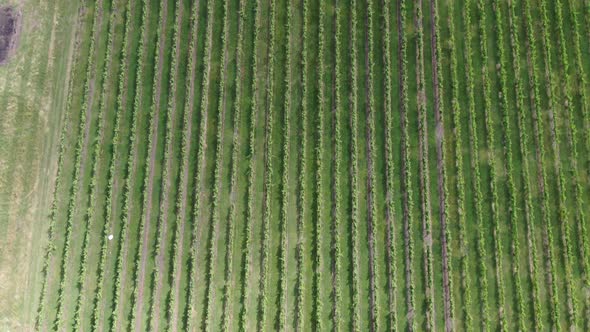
[1,0,590,330]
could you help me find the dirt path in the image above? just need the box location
[330,8,339,329]
[363,5,377,331]
[132,0,169,330]
[147,1,183,330]
[428,0,452,330]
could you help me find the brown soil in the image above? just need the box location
[0,7,21,65]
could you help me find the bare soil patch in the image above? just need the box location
[0,7,21,65]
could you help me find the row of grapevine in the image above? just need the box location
[350,0,361,329]
[295,0,310,328]
[539,0,579,326]
[380,0,398,329]
[397,0,416,329]
[415,0,436,329]
[475,0,508,329]
[447,0,471,328]
[72,1,118,329]
[522,0,561,326]
[53,0,103,328]
[506,0,543,329]
[147,0,183,330]
[185,0,216,327]
[428,0,454,328]
[566,0,590,318]
[90,0,134,330]
[34,2,86,328]
[462,0,489,328]
[364,0,380,329]
[549,0,582,326]
[277,0,293,328]
[257,0,277,328]
[491,0,525,328]
[128,0,169,329]
[333,0,344,329]
[220,0,248,328]
[165,0,201,329]
[237,0,262,328]
[110,0,152,328]
[313,0,326,329]
[204,0,231,328]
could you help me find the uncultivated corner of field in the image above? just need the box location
[0,0,76,330]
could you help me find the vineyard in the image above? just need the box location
[2,0,590,330]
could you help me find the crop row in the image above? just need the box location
[349,0,361,329]
[164,0,201,329]
[72,1,118,329]
[506,0,543,329]
[110,0,151,328]
[380,0,398,330]
[256,0,278,328]
[185,0,216,327]
[415,0,436,329]
[475,0,508,329]
[547,0,581,326]
[429,0,454,328]
[203,0,231,329]
[364,0,380,329]
[462,0,490,328]
[147,0,183,330]
[34,2,87,328]
[492,0,526,328]
[237,0,262,328]
[90,0,134,330]
[522,0,560,327]
[277,0,293,329]
[566,0,590,317]
[220,0,247,329]
[447,0,471,328]
[397,0,416,329]
[53,0,103,329]
[312,0,326,330]
[295,0,310,329]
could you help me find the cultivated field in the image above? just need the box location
[2,0,590,330]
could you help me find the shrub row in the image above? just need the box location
[220,0,247,330]
[522,0,560,327]
[53,0,103,329]
[350,0,362,329]
[506,0,543,328]
[110,0,151,329]
[475,1,508,329]
[164,0,200,329]
[185,0,216,328]
[491,1,525,329]
[463,0,489,328]
[72,1,118,329]
[90,0,134,330]
[380,0,398,330]
[237,0,263,329]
